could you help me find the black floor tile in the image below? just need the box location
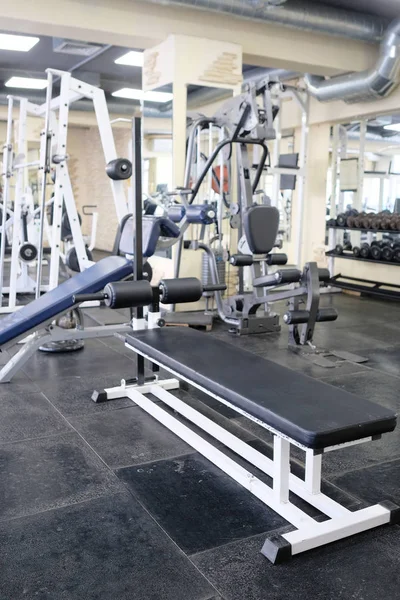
[0,432,122,521]
[39,374,135,417]
[0,378,41,398]
[318,369,400,410]
[359,346,400,379]
[192,527,400,600]
[22,339,136,382]
[0,492,219,600]
[117,453,286,555]
[0,392,71,443]
[69,405,191,469]
[331,459,400,506]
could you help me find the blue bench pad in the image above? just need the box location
[0,256,132,346]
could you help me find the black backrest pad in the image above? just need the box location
[118,216,180,257]
[244,205,280,254]
[126,328,396,449]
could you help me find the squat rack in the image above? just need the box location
[0,69,130,313]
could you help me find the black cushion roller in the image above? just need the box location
[159,277,203,304]
[275,269,302,284]
[103,280,152,309]
[229,254,253,267]
[318,268,330,283]
[266,253,288,266]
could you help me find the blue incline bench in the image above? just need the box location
[92,325,398,564]
[0,256,133,382]
[0,215,180,383]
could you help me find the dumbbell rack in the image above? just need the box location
[326,225,400,301]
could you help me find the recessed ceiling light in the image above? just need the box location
[5,76,47,89]
[112,88,173,103]
[0,33,39,52]
[383,123,400,133]
[114,51,143,67]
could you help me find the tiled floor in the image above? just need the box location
[1,292,400,599]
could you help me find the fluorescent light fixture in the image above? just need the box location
[384,123,400,132]
[115,50,143,67]
[0,33,39,52]
[112,88,173,103]
[5,76,47,89]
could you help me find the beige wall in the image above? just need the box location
[67,125,132,252]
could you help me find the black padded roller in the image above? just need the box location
[283,310,309,325]
[284,307,338,325]
[318,268,330,282]
[105,158,133,181]
[229,254,253,267]
[317,307,338,322]
[266,253,288,266]
[275,269,302,284]
[103,280,152,309]
[159,277,203,304]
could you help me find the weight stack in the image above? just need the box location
[201,249,226,296]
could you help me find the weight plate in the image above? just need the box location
[19,242,38,263]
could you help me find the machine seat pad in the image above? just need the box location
[0,256,133,347]
[244,205,280,254]
[126,327,396,449]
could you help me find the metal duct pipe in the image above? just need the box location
[346,130,400,144]
[304,18,400,103]
[160,67,298,113]
[0,93,172,118]
[145,0,386,42]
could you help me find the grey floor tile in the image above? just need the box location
[0,392,71,443]
[0,492,220,600]
[192,526,400,600]
[117,453,287,555]
[331,459,400,506]
[0,432,122,521]
[69,405,191,469]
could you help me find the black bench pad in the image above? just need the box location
[126,328,396,449]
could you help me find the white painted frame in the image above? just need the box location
[95,337,394,563]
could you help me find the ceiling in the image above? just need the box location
[0,33,146,112]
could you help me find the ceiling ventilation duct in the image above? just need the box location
[304,19,400,103]
[145,0,386,42]
[53,38,104,57]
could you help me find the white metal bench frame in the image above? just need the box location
[95,316,397,563]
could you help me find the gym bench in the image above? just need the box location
[94,323,398,564]
[0,216,180,382]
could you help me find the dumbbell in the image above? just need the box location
[353,243,369,258]
[370,240,385,260]
[353,214,365,228]
[390,216,400,231]
[334,241,352,255]
[360,213,376,229]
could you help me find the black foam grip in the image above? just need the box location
[318,268,330,282]
[103,280,152,309]
[317,308,338,322]
[266,253,288,266]
[105,158,133,181]
[284,307,338,325]
[229,254,253,266]
[283,310,309,324]
[159,277,202,304]
[276,269,302,284]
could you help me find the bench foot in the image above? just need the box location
[92,377,180,403]
[261,534,292,564]
[379,500,400,524]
